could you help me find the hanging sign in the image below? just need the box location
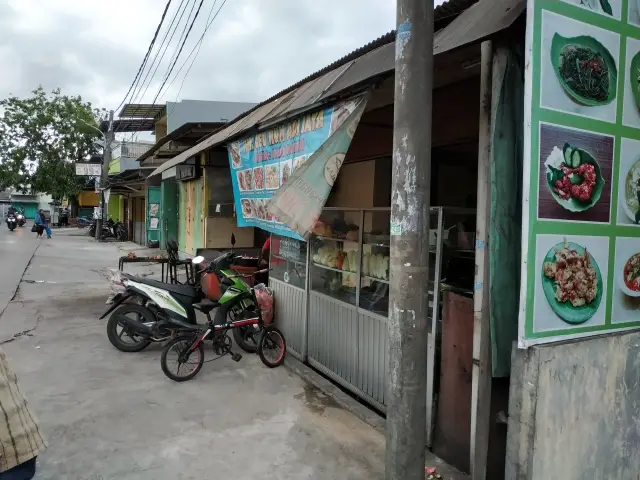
[75,163,102,176]
[268,95,368,239]
[227,94,368,240]
[520,0,640,346]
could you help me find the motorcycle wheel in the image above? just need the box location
[106,304,154,352]
[161,334,205,382]
[233,325,259,353]
[257,325,286,368]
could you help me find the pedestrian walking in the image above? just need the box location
[0,349,46,480]
[38,210,51,240]
[32,213,43,239]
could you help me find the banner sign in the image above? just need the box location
[268,95,368,239]
[227,95,367,239]
[520,0,640,346]
[75,163,102,176]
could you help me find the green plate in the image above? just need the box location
[545,144,605,212]
[551,34,617,106]
[541,242,603,325]
[630,51,640,111]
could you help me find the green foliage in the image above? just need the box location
[0,87,105,200]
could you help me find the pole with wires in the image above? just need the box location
[386,0,434,478]
[96,110,114,241]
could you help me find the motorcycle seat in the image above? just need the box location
[126,276,199,298]
[193,299,218,314]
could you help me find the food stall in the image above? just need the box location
[269,206,476,413]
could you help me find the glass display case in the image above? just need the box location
[270,234,307,289]
[360,210,390,317]
[310,209,361,305]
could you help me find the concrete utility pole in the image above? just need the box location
[386,0,433,479]
[96,110,114,240]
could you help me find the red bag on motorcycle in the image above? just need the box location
[201,272,222,301]
[254,284,274,324]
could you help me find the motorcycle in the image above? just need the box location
[158,258,285,382]
[100,251,273,355]
[15,213,25,227]
[89,219,126,241]
[5,214,16,231]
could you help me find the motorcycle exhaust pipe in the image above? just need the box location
[116,315,154,335]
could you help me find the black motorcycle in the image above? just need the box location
[5,214,16,231]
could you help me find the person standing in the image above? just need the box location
[0,349,46,479]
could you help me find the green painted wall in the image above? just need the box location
[13,203,38,220]
[107,196,119,220]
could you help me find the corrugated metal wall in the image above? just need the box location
[270,279,306,360]
[307,291,387,411]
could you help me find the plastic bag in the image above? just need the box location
[106,268,125,304]
[254,283,274,324]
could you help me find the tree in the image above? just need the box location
[0,87,105,200]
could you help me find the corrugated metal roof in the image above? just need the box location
[150,0,523,178]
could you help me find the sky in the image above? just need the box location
[0,0,446,125]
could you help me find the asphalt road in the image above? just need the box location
[0,222,40,315]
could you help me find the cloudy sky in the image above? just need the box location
[0,0,445,121]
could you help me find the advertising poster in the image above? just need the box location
[520,0,640,345]
[227,95,366,240]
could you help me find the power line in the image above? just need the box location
[149,0,206,108]
[113,0,173,116]
[129,0,195,110]
[115,0,191,136]
[161,0,229,107]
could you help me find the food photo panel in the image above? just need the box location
[533,234,609,332]
[622,37,640,128]
[561,0,621,20]
[611,236,640,324]
[616,137,640,226]
[538,122,613,223]
[540,10,620,124]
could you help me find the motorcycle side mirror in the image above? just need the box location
[230,233,236,247]
[192,256,205,265]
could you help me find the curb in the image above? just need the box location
[284,356,386,432]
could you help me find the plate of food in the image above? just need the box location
[544,143,604,211]
[254,199,267,220]
[237,170,248,191]
[244,169,253,192]
[281,160,292,185]
[541,238,603,324]
[551,34,617,106]
[622,158,640,223]
[253,166,265,190]
[240,199,253,218]
[229,142,242,169]
[265,165,279,190]
[620,252,640,297]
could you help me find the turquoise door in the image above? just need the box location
[160,179,178,249]
[14,203,38,220]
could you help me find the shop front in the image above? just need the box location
[145,1,526,475]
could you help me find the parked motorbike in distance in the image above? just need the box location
[5,214,17,231]
[100,250,274,356]
[89,218,127,241]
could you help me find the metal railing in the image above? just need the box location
[112,142,153,161]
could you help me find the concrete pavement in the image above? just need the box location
[0,228,387,479]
